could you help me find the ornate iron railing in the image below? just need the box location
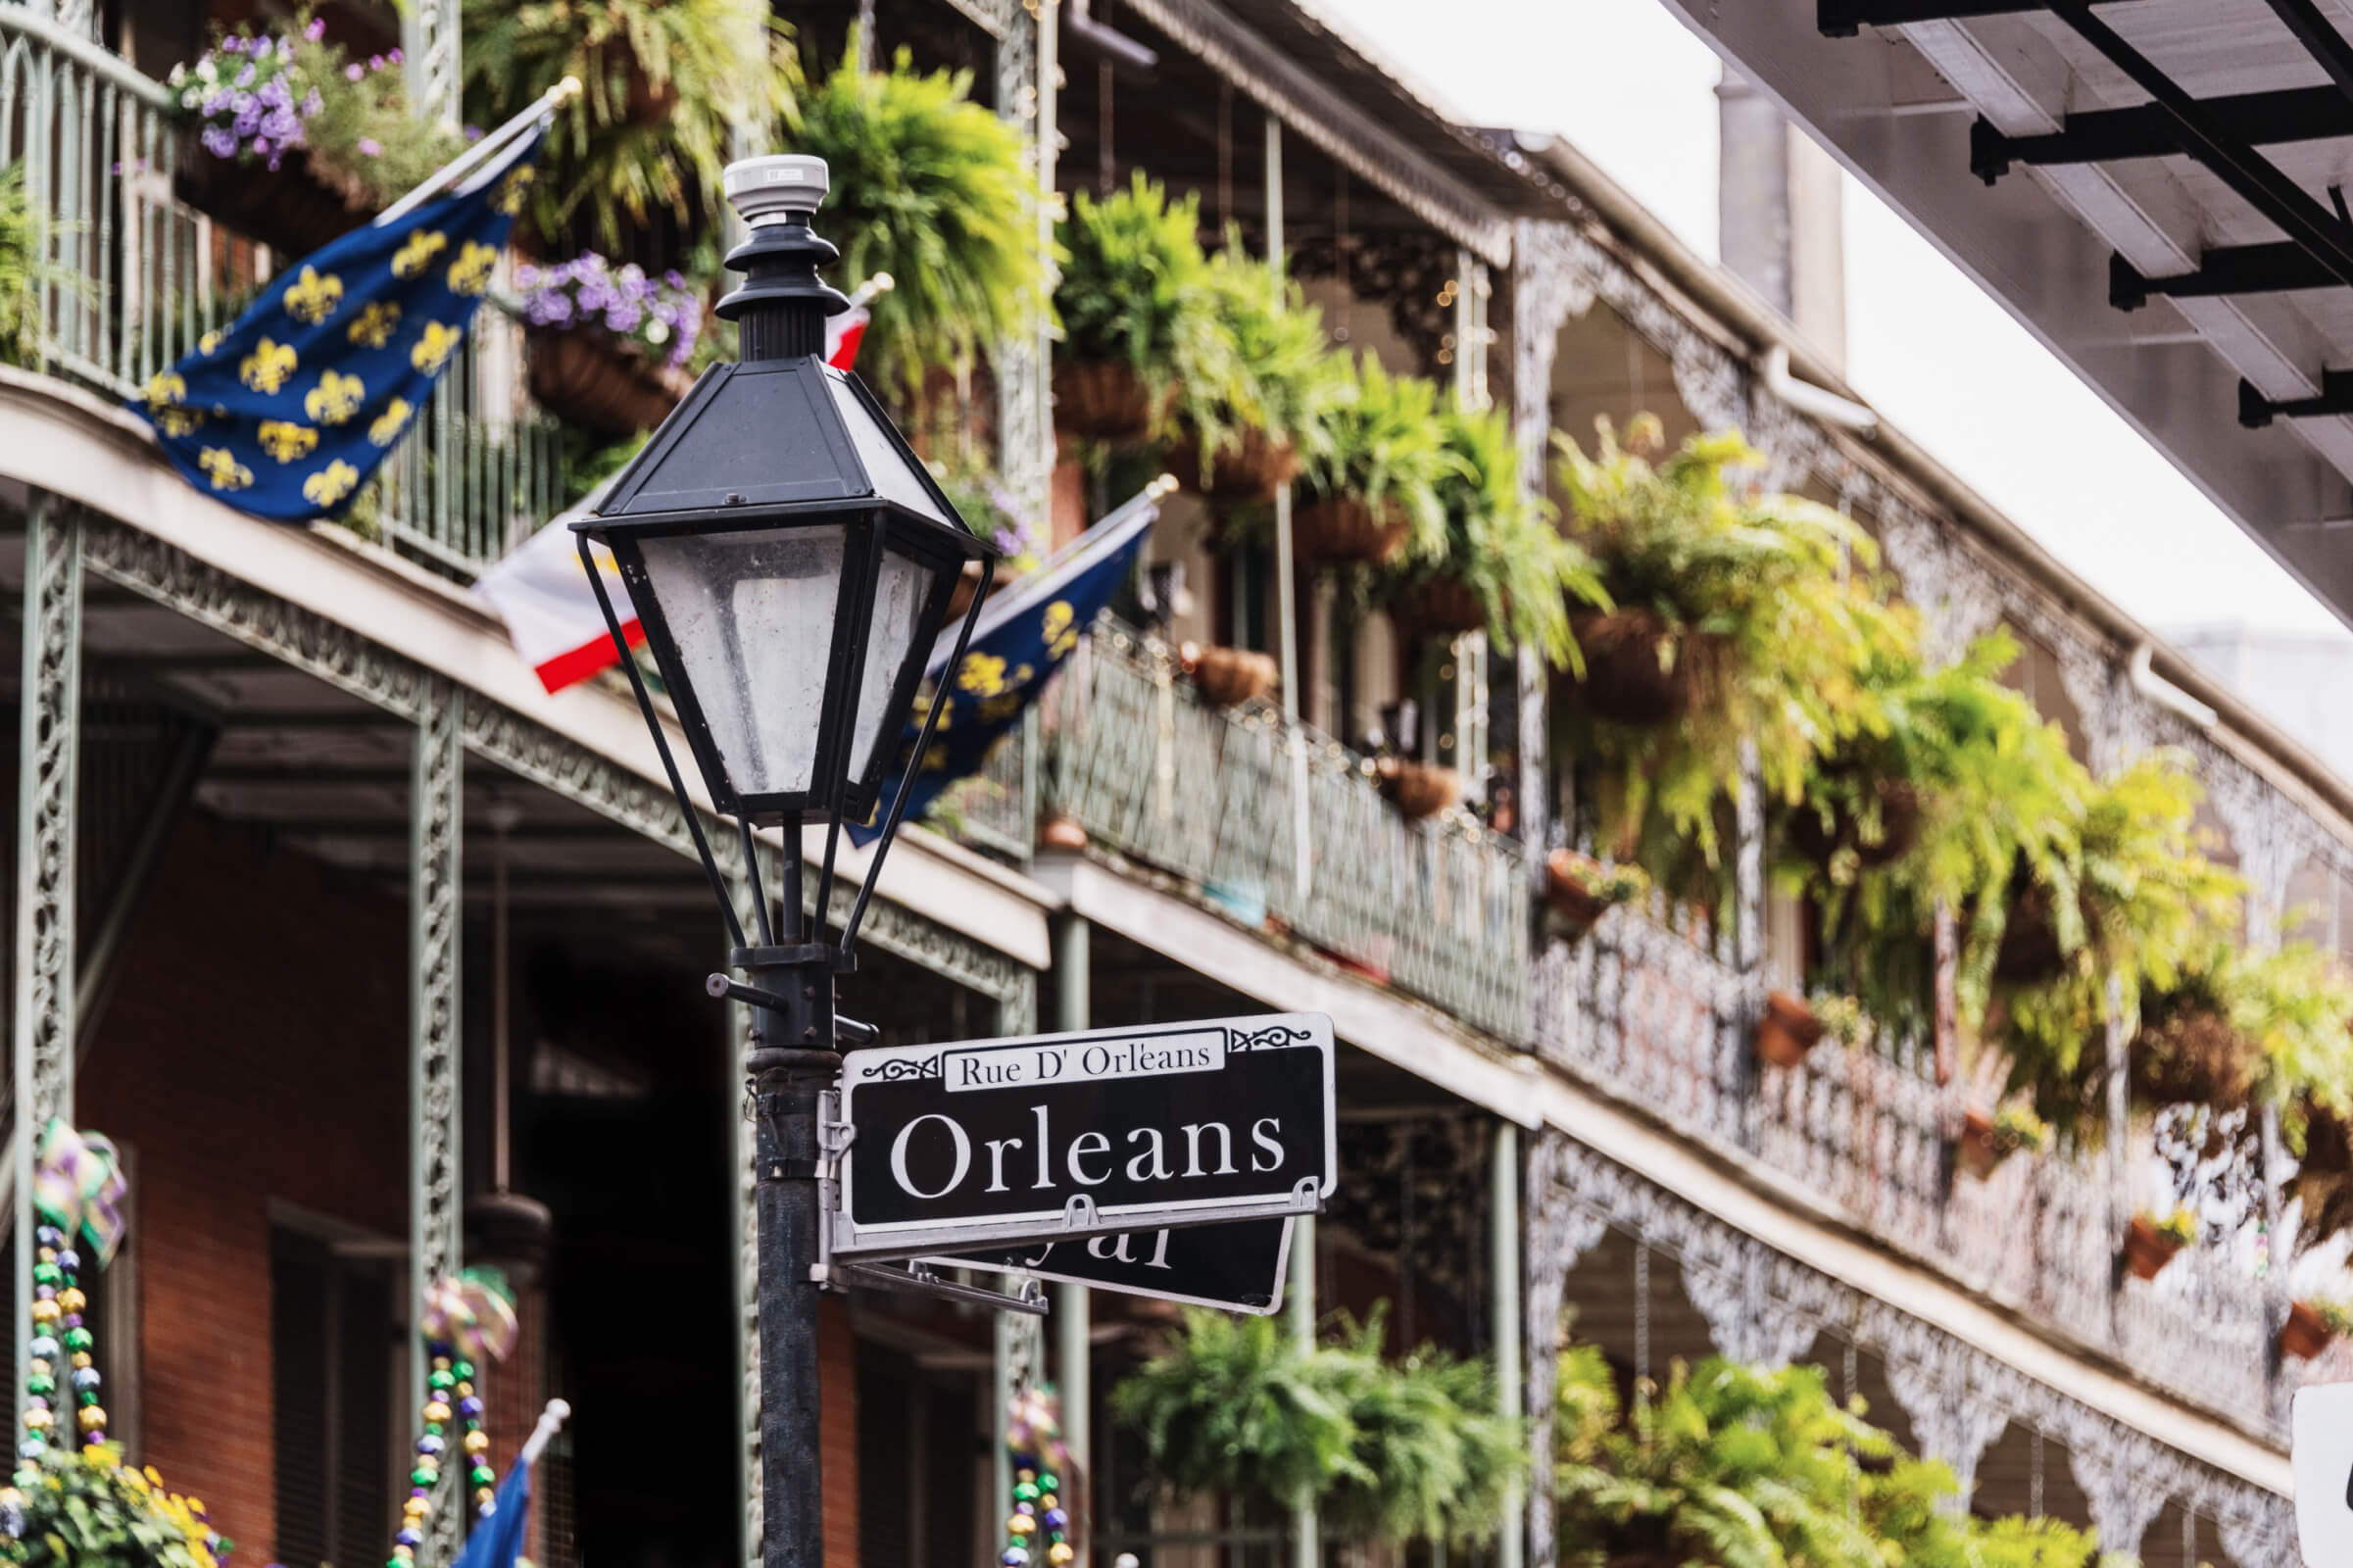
[0,8,561,577]
[1043,620,1531,1042]
[1531,906,2317,1433]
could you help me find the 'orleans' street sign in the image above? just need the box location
[943,1217,1294,1315]
[832,1013,1335,1258]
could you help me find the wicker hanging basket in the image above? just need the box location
[173,143,374,261]
[1053,361,1160,444]
[1167,427,1300,502]
[1293,496,1409,565]
[1188,645,1279,708]
[525,328,692,438]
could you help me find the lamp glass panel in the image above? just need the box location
[635,523,848,800]
[850,548,943,779]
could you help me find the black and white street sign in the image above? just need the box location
[2293,1382,2353,1564]
[941,1217,1294,1315]
[830,1012,1335,1260]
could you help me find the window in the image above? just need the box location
[270,1225,398,1568]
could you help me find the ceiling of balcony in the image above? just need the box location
[1657,0,2353,633]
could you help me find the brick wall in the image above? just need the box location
[79,809,410,1567]
[821,1296,858,1567]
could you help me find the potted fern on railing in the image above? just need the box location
[783,42,1042,411]
[1054,173,1231,446]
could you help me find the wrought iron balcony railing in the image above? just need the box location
[0,6,563,576]
[1041,620,1531,1043]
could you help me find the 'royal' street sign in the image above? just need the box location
[943,1217,1294,1315]
[833,1013,1335,1255]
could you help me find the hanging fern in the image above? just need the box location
[784,40,1044,402]
[1054,172,1235,435]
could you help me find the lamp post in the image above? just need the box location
[571,153,998,1568]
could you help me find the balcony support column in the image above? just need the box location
[997,0,1056,549]
[410,676,465,1567]
[13,494,80,1410]
[1491,1122,1523,1568]
[1051,911,1092,1567]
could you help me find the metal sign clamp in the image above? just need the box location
[824,1175,1325,1268]
[809,1091,857,1289]
[830,1260,1050,1316]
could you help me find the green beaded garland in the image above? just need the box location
[452,1361,475,1380]
[25,1376,53,1398]
[31,1264,60,1288]
[1013,1482,1040,1503]
[469,1465,495,1488]
[409,1466,438,1489]
[62,1328,91,1352]
[1037,1474,1060,1494]
[427,1369,456,1392]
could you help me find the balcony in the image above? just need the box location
[1,5,564,577]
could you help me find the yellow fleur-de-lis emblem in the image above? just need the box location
[304,369,366,425]
[1043,601,1079,659]
[282,267,343,324]
[256,420,318,464]
[140,370,187,407]
[956,652,1007,699]
[493,164,535,217]
[368,398,413,448]
[302,460,361,508]
[238,337,298,394]
[392,229,448,278]
[446,241,498,297]
[197,447,252,492]
[197,328,223,356]
[411,320,464,374]
[348,302,402,349]
[151,405,207,437]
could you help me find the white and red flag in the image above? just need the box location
[475,273,891,693]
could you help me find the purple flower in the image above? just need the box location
[605,303,643,334]
[357,137,382,157]
[515,263,541,289]
[368,54,383,70]
[232,107,261,138]
[304,17,324,40]
[200,125,237,158]
[263,109,300,140]
[465,124,483,142]
[220,35,243,53]
[387,47,403,64]
[302,87,323,115]
[233,62,256,87]
[252,135,270,156]
[345,63,364,80]
[663,270,686,290]
[257,75,289,109]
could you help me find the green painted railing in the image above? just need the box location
[0,7,562,577]
[1044,619,1530,1042]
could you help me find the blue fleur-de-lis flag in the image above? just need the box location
[128,127,545,521]
[850,487,1161,846]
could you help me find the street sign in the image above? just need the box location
[2294,1382,2353,1564]
[831,1012,1335,1260]
[941,1217,1294,1315]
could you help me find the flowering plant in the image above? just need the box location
[517,255,701,370]
[931,460,1044,577]
[0,1445,227,1568]
[169,24,324,172]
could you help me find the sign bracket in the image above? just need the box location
[827,1259,1050,1315]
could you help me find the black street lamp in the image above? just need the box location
[572,153,997,1568]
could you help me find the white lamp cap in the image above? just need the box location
[724,155,831,225]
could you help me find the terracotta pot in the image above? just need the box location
[1167,427,1300,501]
[1789,775,1922,869]
[2283,1300,2339,1360]
[1053,361,1159,444]
[1190,645,1279,708]
[1392,576,1492,640]
[1754,991,1825,1070]
[2124,1215,2184,1282]
[1957,1107,2008,1182]
[1567,610,1717,725]
[1375,757,1458,821]
[526,327,692,438]
[1543,850,1617,942]
[1038,813,1089,851]
[173,142,373,260]
[1293,496,1410,565]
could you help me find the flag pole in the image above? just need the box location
[377,75,582,226]
[518,1398,572,1468]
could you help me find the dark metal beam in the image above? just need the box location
[2111,242,2337,309]
[1820,0,2140,37]
[2263,0,2353,102]
[1971,88,2353,183]
[2053,2,2353,296]
[2239,369,2353,427]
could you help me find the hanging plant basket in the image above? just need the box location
[1565,609,1722,726]
[2124,1215,2184,1282]
[1957,1108,2007,1181]
[1167,427,1300,502]
[525,327,692,438]
[1188,644,1279,708]
[1294,496,1410,566]
[1542,849,1636,942]
[1789,775,1922,870]
[1391,576,1492,640]
[1053,360,1160,444]
[2283,1300,2340,1360]
[173,143,374,261]
[1374,757,1458,821]
[1754,991,1825,1070]
[1039,812,1089,851]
